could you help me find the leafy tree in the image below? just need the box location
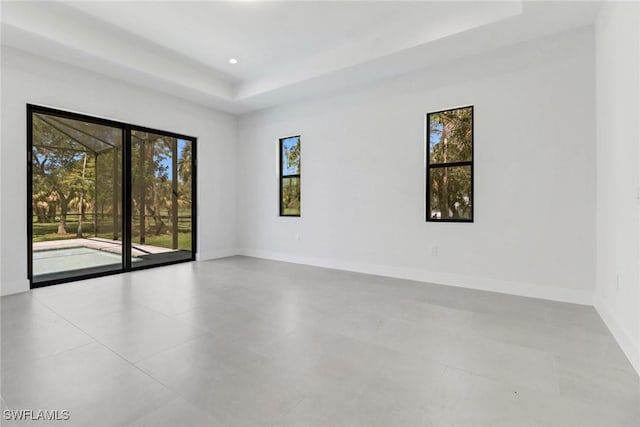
[280,138,300,215]
[32,118,91,234]
[178,141,192,209]
[70,152,93,237]
[31,118,193,245]
[95,149,121,237]
[282,178,300,214]
[285,140,300,172]
[131,135,174,242]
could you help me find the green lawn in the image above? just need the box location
[32,222,104,242]
[283,208,300,216]
[33,220,192,250]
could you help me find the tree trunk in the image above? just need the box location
[139,142,147,244]
[58,197,68,235]
[112,149,119,240]
[440,135,449,217]
[152,186,163,233]
[94,153,98,236]
[47,203,56,223]
[171,139,178,249]
[77,152,87,237]
[36,206,46,223]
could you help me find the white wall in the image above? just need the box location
[594,2,640,374]
[237,28,596,305]
[0,47,238,296]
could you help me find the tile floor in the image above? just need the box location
[1,256,638,426]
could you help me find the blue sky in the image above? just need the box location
[429,122,443,154]
[160,139,188,181]
[282,136,300,175]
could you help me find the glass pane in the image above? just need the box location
[428,166,472,220]
[281,136,300,175]
[428,106,473,164]
[281,176,300,216]
[34,113,121,154]
[32,112,123,283]
[131,130,193,268]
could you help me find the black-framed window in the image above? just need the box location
[28,104,197,288]
[426,105,473,222]
[279,135,301,216]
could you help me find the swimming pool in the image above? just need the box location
[33,246,125,276]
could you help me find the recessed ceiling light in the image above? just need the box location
[229,58,238,65]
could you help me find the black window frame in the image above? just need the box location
[426,105,474,223]
[279,135,301,217]
[27,104,198,289]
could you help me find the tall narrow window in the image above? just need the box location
[426,106,473,222]
[279,135,301,217]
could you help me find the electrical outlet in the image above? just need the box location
[615,274,620,291]
[431,246,438,257]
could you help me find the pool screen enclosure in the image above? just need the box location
[28,105,197,287]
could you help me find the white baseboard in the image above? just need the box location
[236,248,593,305]
[197,248,239,262]
[594,297,640,376]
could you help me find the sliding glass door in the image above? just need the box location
[130,130,194,269]
[30,110,124,284]
[28,105,196,288]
